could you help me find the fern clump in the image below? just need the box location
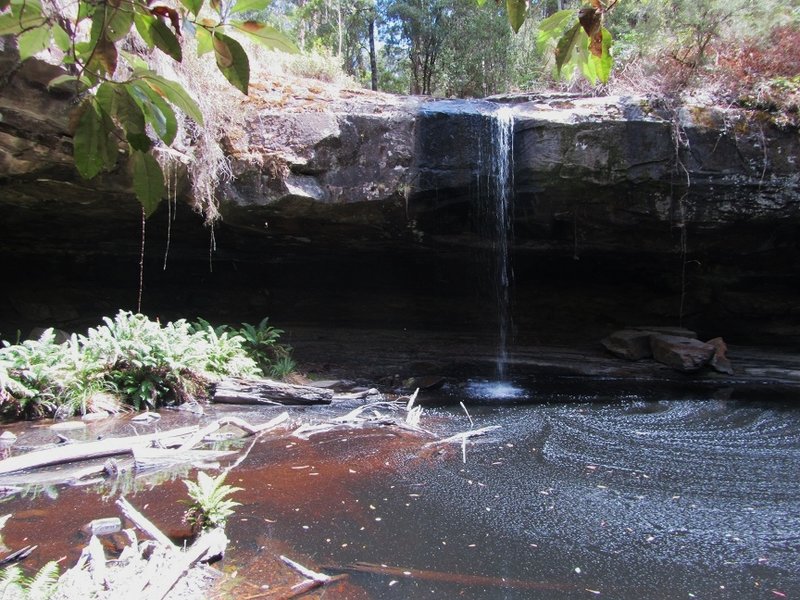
[0,311,265,418]
[183,471,242,534]
[0,561,59,600]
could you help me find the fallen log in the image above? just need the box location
[327,562,578,592]
[213,378,333,405]
[0,426,198,476]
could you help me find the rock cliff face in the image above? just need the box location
[1,56,798,345]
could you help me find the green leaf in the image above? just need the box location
[120,48,150,71]
[48,74,92,92]
[51,23,71,51]
[130,150,164,217]
[505,0,527,34]
[96,81,150,150]
[536,9,574,54]
[90,3,134,43]
[151,18,183,61]
[213,31,249,95]
[589,27,613,84]
[195,25,214,56]
[228,20,298,53]
[137,71,204,125]
[555,20,583,76]
[179,0,203,17]
[72,100,118,180]
[0,0,44,35]
[230,0,270,15]
[134,12,155,48]
[127,81,178,145]
[17,25,50,60]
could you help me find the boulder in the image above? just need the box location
[601,330,654,360]
[650,334,716,372]
[706,337,734,375]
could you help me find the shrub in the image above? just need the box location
[0,311,263,418]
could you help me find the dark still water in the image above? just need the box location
[225,397,800,599]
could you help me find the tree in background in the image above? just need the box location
[435,1,511,97]
[379,0,449,95]
[263,0,379,89]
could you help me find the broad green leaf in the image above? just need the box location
[228,20,298,53]
[589,27,613,84]
[130,150,164,217]
[95,82,148,150]
[134,12,155,48]
[230,0,270,15]
[90,3,134,43]
[120,48,150,71]
[576,34,596,84]
[52,22,71,51]
[151,18,182,61]
[94,81,118,116]
[76,1,92,22]
[17,25,50,60]
[179,0,203,16]
[195,25,214,56]
[0,1,44,35]
[505,0,527,34]
[213,32,249,95]
[536,9,574,53]
[72,100,118,179]
[127,81,178,145]
[48,74,92,92]
[555,20,583,76]
[138,72,204,125]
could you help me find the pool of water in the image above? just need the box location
[2,391,799,599]
[223,392,800,599]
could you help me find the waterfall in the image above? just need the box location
[489,105,515,380]
[466,103,524,400]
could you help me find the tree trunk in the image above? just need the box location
[368,16,378,91]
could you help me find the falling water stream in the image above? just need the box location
[468,103,525,401]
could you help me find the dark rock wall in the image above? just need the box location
[1,58,798,346]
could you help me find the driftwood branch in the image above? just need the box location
[116,496,176,550]
[0,415,290,479]
[422,425,502,447]
[0,426,198,475]
[177,413,289,452]
[213,378,333,405]
[278,555,347,599]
